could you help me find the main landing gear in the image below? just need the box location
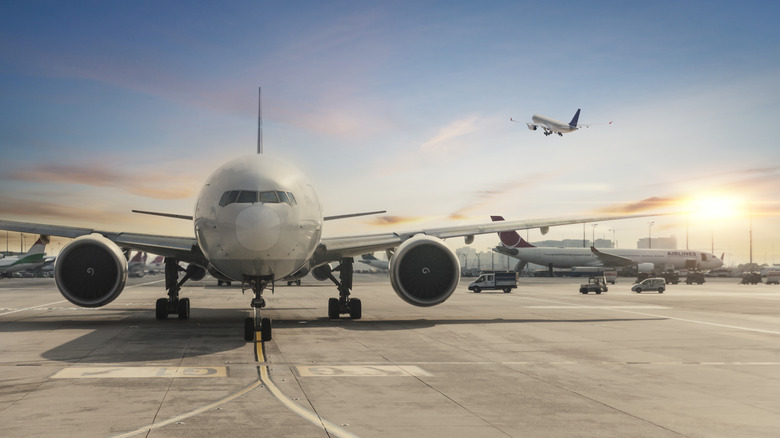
[243,277,272,342]
[320,257,362,320]
[155,258,195,320]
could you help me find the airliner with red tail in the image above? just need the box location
[491,216,723,273]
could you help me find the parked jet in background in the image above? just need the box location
[491,216,723,273]
[0,235,49,276]
[512,109,608,137]
[358,253,389,271]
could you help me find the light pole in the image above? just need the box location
[648,221,654,249]
[609,228,616,248]
[591,224,598,248]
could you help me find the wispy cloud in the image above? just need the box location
[597,196,679,214]
[6,164,197,200]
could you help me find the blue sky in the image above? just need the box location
[2,1,779,264]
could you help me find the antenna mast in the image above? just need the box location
[257,86,263,154]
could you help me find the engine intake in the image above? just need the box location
[389,236,460,307]
[55,234,128,307]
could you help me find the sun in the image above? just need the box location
[687,195,744,221]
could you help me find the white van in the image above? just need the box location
[631,277,666,293]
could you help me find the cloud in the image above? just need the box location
[6,164,197,200]
[597,196,679,214]
[366,215,423,226]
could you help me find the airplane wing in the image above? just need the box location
[315,212,667,265]
[2,211,666,270]
[589,246,634,267]
[0,220,206,266]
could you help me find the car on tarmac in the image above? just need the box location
[631,277,666,294]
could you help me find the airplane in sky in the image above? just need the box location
[490,216,723,273]
[0,91,663,342]
[511,109,608,137]
[0,235,49,277]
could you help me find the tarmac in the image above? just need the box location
[1,274,779,437]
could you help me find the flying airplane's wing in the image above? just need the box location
[0,220,206,266]
[589,246,634,267]
[316,212,667,265]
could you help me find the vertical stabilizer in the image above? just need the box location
[491,216,535,248]
[257,87,263,154]
[569,109,581,127]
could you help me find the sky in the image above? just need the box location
[1,1,779,265]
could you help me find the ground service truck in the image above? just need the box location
[468,272,517,293]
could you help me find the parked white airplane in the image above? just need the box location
[490,216,723,273]
[0,235,49,276]
[358,253,389,271]
[0,93,663,342]
[511,109,607,137]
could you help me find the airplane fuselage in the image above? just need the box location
[193,154,323,281]
[531,114,578,134]
[502,247,723,271]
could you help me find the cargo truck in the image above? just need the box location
[468,272,517,293]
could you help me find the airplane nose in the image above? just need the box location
[235,206,281,252]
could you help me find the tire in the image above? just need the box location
[349,298,362,319]
[503,288,511,293]
[580,288,587,294]
[659,288,665,294]
[328,297,340,319]
[156,298,168,320]
[473,287,481,293]
[177,298,190,319]
[636,288,642,293]
[260,317,272,342]
[596,290,601,295]
[244,318,255,342]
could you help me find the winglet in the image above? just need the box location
[569,109,581,128]
[491,216,535,248]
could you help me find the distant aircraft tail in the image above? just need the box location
[568,109,581,128]
[491,216,535,248]
[25,235,49,256]
[361,254,378,261]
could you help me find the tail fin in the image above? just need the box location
[720,252,724,261]
[25,235,49,256]
[569,109,581,127]
[491,216,535,248]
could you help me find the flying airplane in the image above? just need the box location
[0,235,49,277]
[0,92,664,342]
[490,216,723,273]
[511,109,608,137]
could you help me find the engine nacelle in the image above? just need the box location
[389,235,460,307]
[54,234,128,307]
[637,263,655,273]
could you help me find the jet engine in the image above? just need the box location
[312,263,333,281]
[637,263,654,273]
[54,234,128,307]
[389,235,460,307]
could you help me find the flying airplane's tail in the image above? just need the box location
[490,216,536,248]
[569,109,581,128]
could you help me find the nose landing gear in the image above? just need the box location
[244,277,273,342]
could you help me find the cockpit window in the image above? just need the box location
[237,190,258,203]
[219,190,297,207]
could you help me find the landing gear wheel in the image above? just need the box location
[349,298,362,319]
[156,298,168,320]
[244,317,255,341]
[177,298,190,319]
[328,297,340,319]
[260,317,272,342]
